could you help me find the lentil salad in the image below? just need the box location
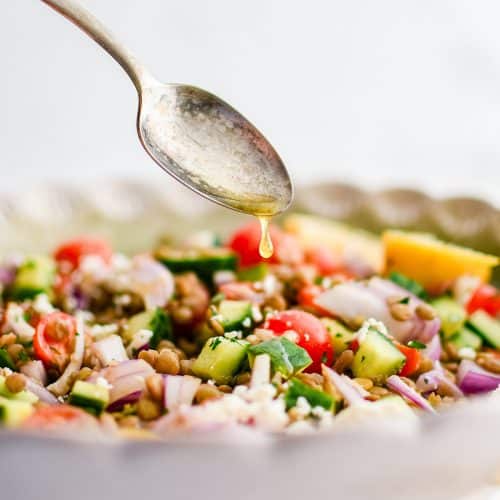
[0,213,499,439]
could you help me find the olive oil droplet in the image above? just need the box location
[258,216,273,259]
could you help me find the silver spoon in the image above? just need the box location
[41,0,293,217]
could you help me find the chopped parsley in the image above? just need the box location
[399,296,410,305]
[210,337,223,351]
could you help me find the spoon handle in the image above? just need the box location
[41,0,155,92]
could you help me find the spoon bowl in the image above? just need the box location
[138,83,292,216]
[41,0,293,216]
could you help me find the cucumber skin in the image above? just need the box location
[156,250,237,284]
[69,381,109,415]
[467,311,500,349]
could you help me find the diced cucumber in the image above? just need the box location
[155,246,237,283]
[284,378,335,412]
[351,329,406,382]
[0,349,16,370]
[69,380,109,415]
[191,336,249,384]
[248,337,312,378]
[448,327,482,351]
[431,297,466,338]
[11,256,55,300]
[125,307,172,348]
[321,318,356,354]
[0,376,38,404]
[217,300,252,332]
[467,310,500,349]
[237,263,269,282]
[0,396,34,427]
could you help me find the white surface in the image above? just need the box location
[2,1,500,203]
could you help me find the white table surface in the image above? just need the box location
[2,1,500,205]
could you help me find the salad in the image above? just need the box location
[0,213,498,440]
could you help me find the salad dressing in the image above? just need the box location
[258,216,273,259]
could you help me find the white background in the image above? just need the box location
[2,1,500,204]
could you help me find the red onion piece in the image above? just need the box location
[108,375,146,408]
[386,375,436,413]
[322,365,364,406]
[416,364,464,399]
[128,255,174,309]
[24,378,59,405]
[164,375,201,411]
[314,278,440,343]
[20,360,48,386]
[422,334,442,362]
[456,360,500,394]
[98,359,154,384]
[341,374,370,398]
[107,390,143,412]
[164,375,184,411]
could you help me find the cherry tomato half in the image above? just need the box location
[466,284,500,317]
[33,312,77,370]
[305,246,342,276]
[396,344,422,377]
[264,309,333,372]
[54,237,112,270]
[23,405,94,430]
[227,221,303,267]
[297,284,331,316]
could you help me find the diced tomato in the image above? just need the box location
[306,246,342,276]
[227,221,303,267]
[33,312,77,370]
[466,284,500,317]
[297,284,331,316]
[264,310,333,372]
[349,339,360,352]
[23,405,94,429]
[396,344,421,377]
[54,237,112,270]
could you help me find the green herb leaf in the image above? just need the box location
[210,337,223,351]
[284,378,334,411]
[248,337,311,378]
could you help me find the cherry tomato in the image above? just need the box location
[264,310,333,372]
[23,405,94,429]
[33,312,77,370]
[227,221,303,267]
[396,344,422,377]
[466,284,500,317]
[297,284,331,316]
[54,237,112,270]
[306,246,342,276]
